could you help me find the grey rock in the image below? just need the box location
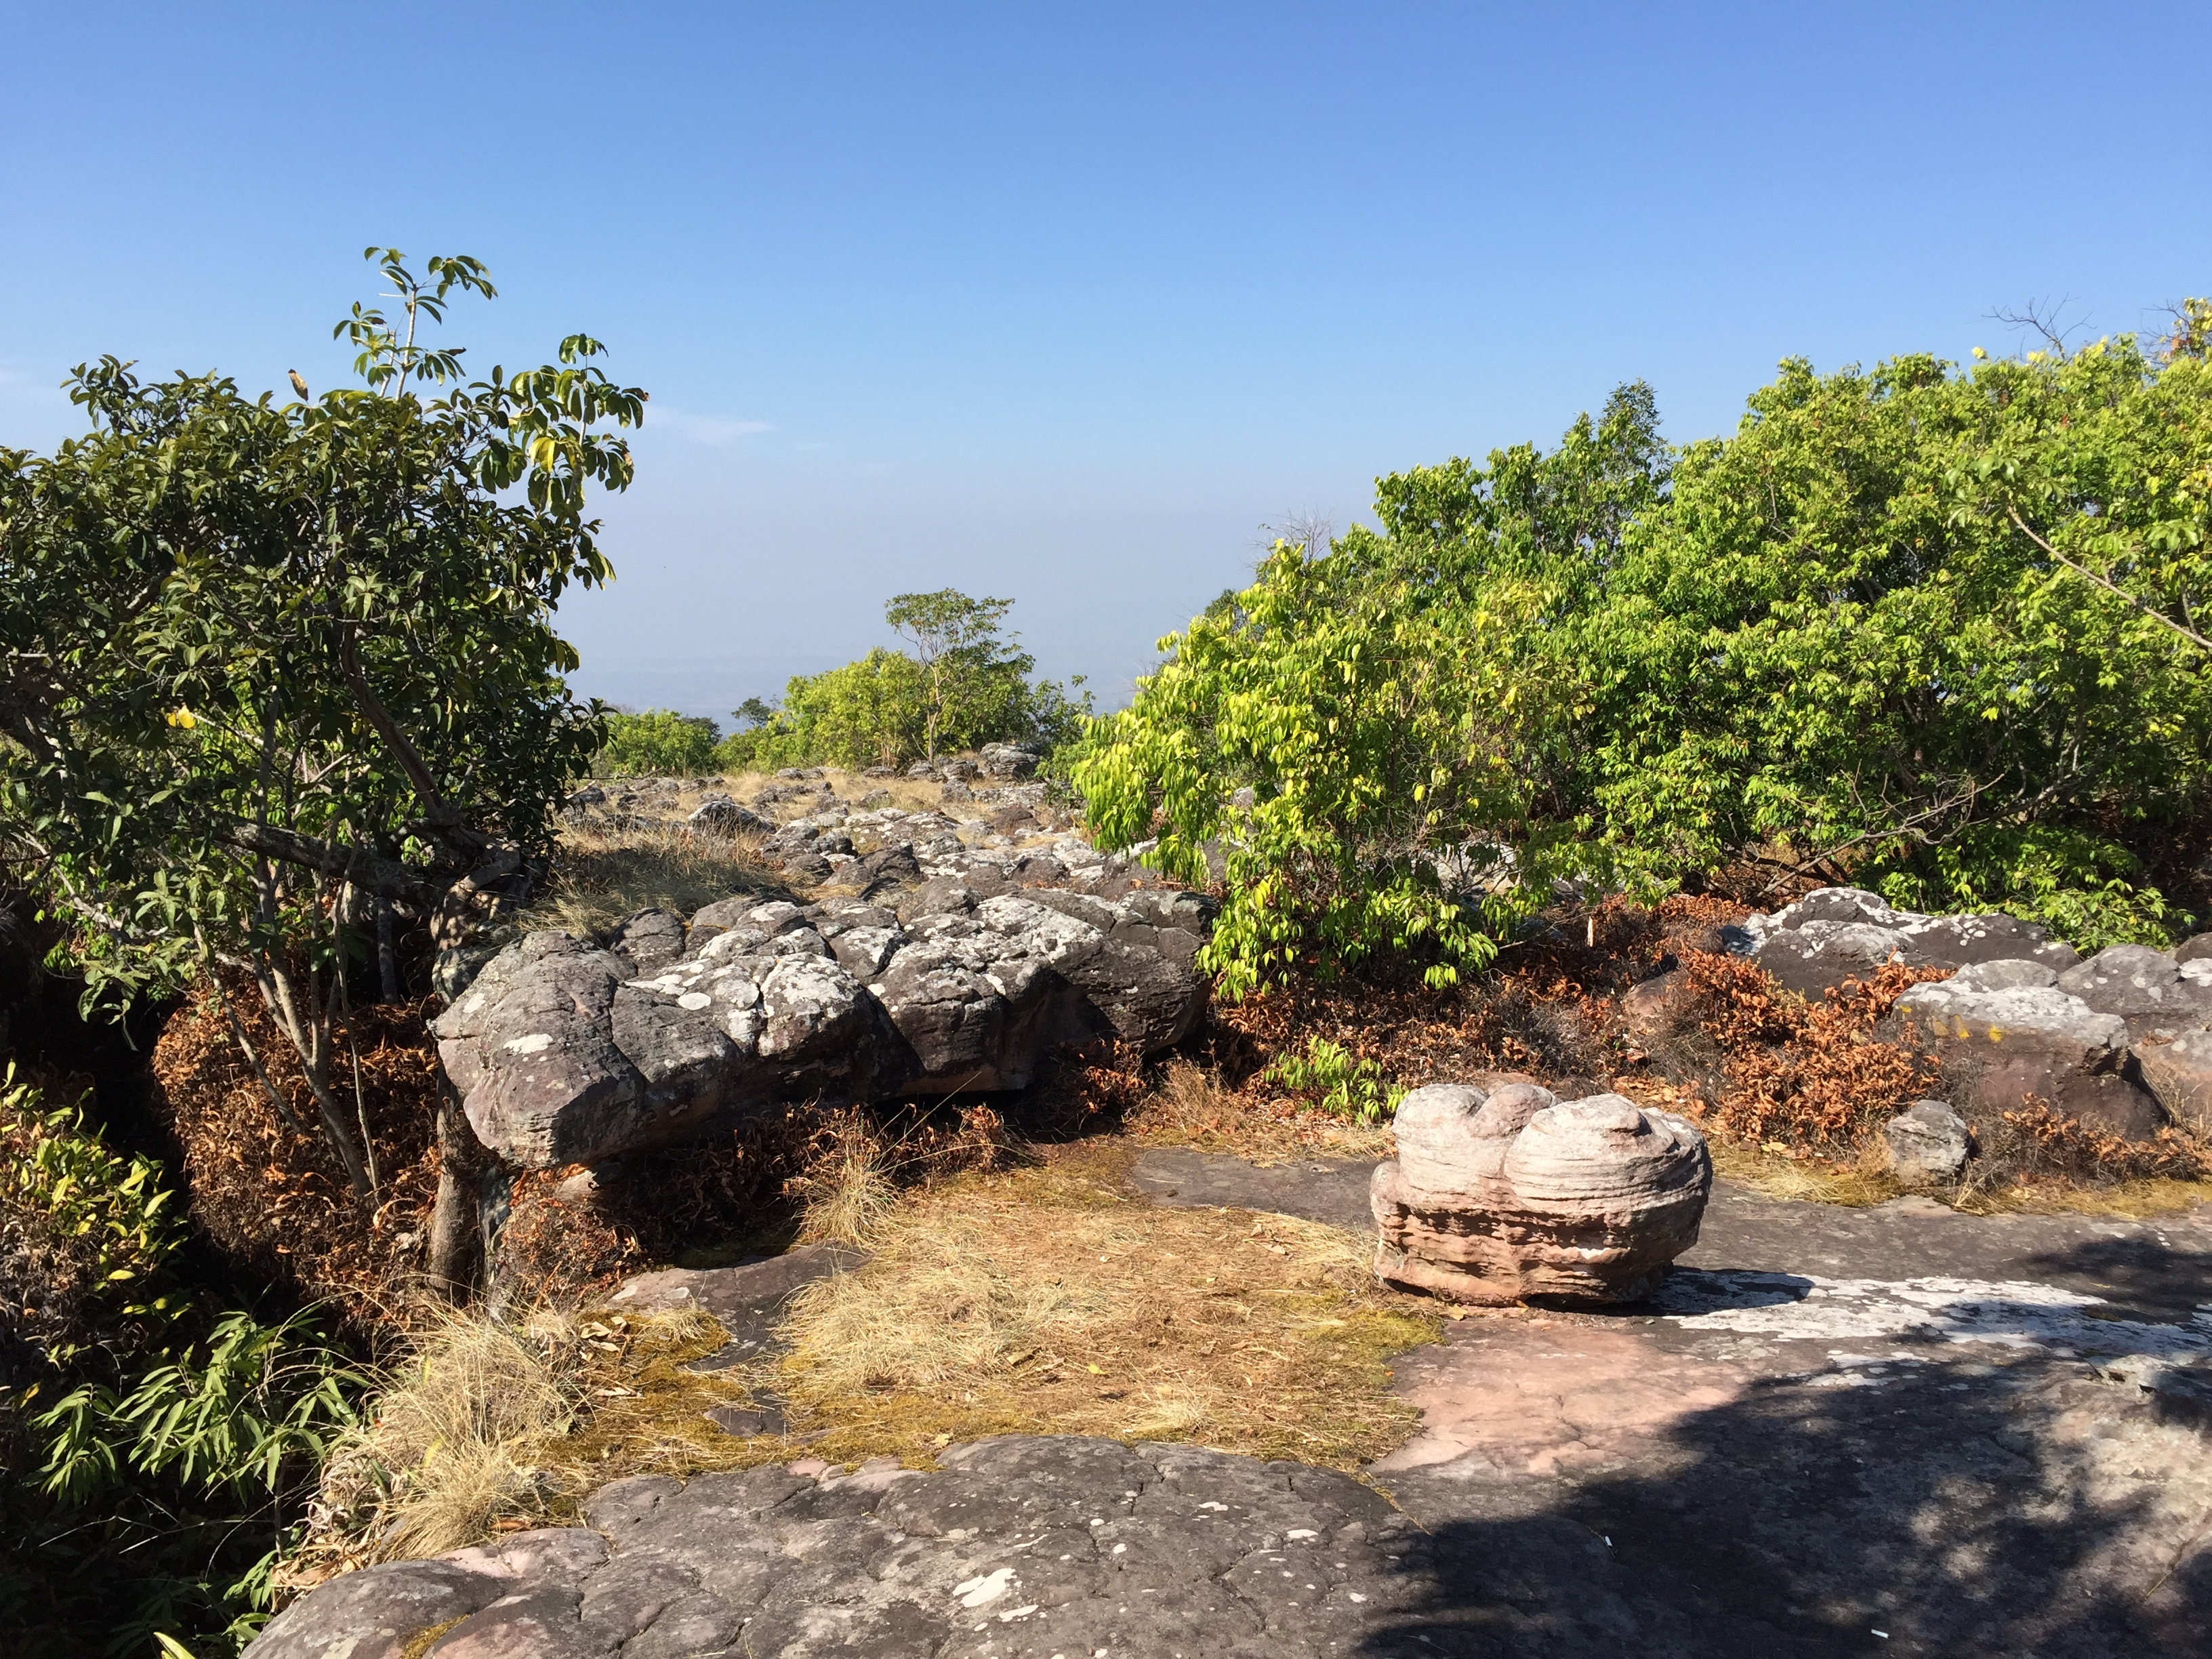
[978,741,1041,780]
[251,1437,1425,1659]
[1884,1099,1971,1183]
[607,907,686,977]
[1893,980,2129,1062]
[1744,886,2079,996]
[433,932,647,1169]
[2057,943,2212,1031]
[1952,958,2061,993]
[2129,1030,2212,1136]
[243,1559,505,1658]
[687,794,770,837]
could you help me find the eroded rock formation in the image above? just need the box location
[1372,1082,1712,1305]
[435,806,1213,1168]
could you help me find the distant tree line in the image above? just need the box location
[595,589,1089,776]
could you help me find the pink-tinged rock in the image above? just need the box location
[1373,1086,1711,1305]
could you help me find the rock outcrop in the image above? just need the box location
[1727,886,2078,997]
[435,807,1213,1168]
[1730,887,2212,1141]
[1371,1082,1712,1305]
[245,1436,1421,1659]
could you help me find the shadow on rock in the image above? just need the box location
[1365,1348,2211,1658]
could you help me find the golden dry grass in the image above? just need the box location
[792,1116,899,1246]
[298,1144,1447,1576]
[292,1304,745,1582]
[521,818,777,938]
[1128,1056,1397,1165]
[760,1145,1442,1471]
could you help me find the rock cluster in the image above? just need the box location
[245,1436,1424,1659]
[435,805,1212,1169]
[1734,886,2212,1140]
[1371,1082,1712,1305]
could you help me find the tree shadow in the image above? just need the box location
[1359,1341,2211,1658]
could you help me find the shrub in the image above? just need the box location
[719,591,1090,771]
[0,1071,363,1657]
[596,708,722,776]
[1081,319,2212,987]
[1263,1036,1406,1122]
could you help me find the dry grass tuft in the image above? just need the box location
[522,817,777,939]
[763,1146,1442,1471]
[1129,1056,1395,1164]
[792,1113,899,1246]
[293,1303,743,1585]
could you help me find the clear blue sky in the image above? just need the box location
[4,3,2207,718]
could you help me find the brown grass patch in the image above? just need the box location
[293,1144,1445,1580]
[521,817,779,939]
[291,1303,744,1585]
[1950,1099,2212,1214]
[759,1146,1441,1471]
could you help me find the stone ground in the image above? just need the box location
[253,1161,2212,1659]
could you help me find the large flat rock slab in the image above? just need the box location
[251,1436,1431,1658]
[1127,1145,1379,1229]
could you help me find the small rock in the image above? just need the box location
[1883,1099,1970,1183]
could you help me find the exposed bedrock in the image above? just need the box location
[1734,886,2212,1141]
[434,834,1214,1168]
[1372,1082,1713,1305]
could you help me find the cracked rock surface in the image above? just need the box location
[436,807,1214,1167]
[247,1436,1424,1659]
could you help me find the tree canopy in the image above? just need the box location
[1079,319,2212,993]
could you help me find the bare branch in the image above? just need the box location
[2007,507,2212,657]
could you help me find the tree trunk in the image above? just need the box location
[375,897,401,1002]
[426,1075,482,1300]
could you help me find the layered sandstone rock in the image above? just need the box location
[1371,1084,1711,1305]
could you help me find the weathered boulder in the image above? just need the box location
[978,741,1041,780]
[1883,1099,1971,1183]
[686,793,771,837]
[2057,943,2212,1036]
[246,1436,1420,1659]
[1372,1084,1711,1305]
[1731,886,2078,997]
[436,831,1212,1166]
[2129,1031,2212,1137]
[607,907,687,977]
[1893,965,2167,1139]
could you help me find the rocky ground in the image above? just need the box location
[254,1158,2212,1658]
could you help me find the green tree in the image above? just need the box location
[0,248,644,1279]
[596,709,721,776]
[715,591,1089,771]
[1077,385,1668,995]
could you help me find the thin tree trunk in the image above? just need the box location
[251,951,372,1198]
[426,1074,481,1300]
[375,896,401,1002]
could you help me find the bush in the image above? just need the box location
[596,708,721,777]
[0,1071,362,1657]
[1081,319,2212,988]
[718,591,1090,773]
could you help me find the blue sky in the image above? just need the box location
[4,3,2207,718]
